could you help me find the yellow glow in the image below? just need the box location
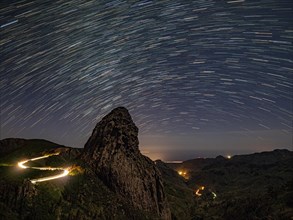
[194,185,217,199]
[195,189,202,196]
[195,186,205,197]
[18,160,29,169]
[227,155,232,159]
[177,170,188,179]
[17,152,70,184]
[31,169,69,184]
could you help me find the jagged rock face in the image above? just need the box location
[83,107,171,220]
[0,179,37,218]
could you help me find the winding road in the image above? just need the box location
[17,152,69,184]
[195,186,217,199]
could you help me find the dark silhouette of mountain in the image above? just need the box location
[0,138,62,156]
[0,107,292,219]
[0,107,172,219]
[82,107,171,219]
[167,149,293,219]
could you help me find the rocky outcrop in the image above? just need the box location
[58,146,83,161]
[16,179,37,206]
[82,107,171,220]
[0,179,37,218]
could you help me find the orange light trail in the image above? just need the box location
[17,152,70,184]
[195,186,205,196]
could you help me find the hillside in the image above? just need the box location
[0,108,186,219]
[0,107,292,219]
[167,149,293,219]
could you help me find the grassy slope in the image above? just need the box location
[0,139,157,220]
[0,139,69,184]
[0,139,63,165]
[169,150,293,219]
[156,160,197,220]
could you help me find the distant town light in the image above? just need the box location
[177,170,188,179]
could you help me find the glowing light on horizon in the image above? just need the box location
[164,160,183,163]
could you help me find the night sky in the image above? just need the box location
[1,0,292,161]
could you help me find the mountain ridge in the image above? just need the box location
[0,107,292,219]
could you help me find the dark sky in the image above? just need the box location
[1,0,292,161]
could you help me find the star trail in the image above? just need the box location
[1,0,292,160]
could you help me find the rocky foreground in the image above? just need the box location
[0,107,292,220]
[166,149,293,219]
[0,107,172,220]
[82,107,171,219]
